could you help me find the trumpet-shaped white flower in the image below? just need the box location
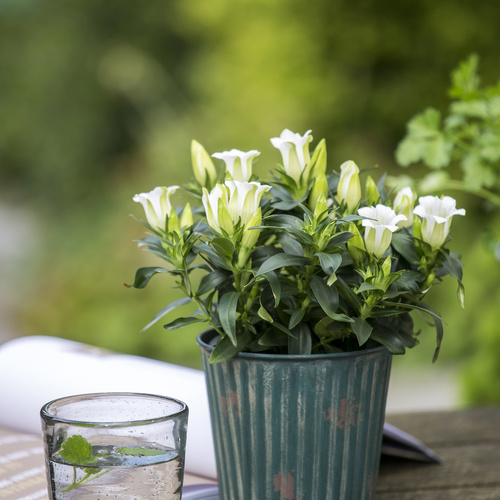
[202,184,228,234]
[133,186,179,232]
[270,129,313,184]
[413,196,466,250]
[358,204,407,258]
[202,180,271,237]
[212,149,260,182]
[225,180,271,226]
[393,187,417,228]
[336,160,361,211]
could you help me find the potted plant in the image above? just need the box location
[129,128,465,500]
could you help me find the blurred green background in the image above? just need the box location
[1,0,499,404]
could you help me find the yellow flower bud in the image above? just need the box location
[180,203,194,229]
[308,173,328,209]
[347,223,365,267]
[365,176,380,206]
[192,140,217,188]
[336,160,361,212]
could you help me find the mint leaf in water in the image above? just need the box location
[117,446,164,457]
[59,435,97,465]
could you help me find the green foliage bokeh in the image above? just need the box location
[1,0,499,397]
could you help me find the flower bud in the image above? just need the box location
[393,187,417,228]
[180,203,194,229]
[133,186,179,233]
[310,138,327,177]
[358,204,407,259]
[312,192,329,222]
[212,149,260,182]
[413,196,466,250]
[308,173,329,209]
[381,255,392,278]
[192,140,217,188]
[347,223,365,267]
[365,176,380,206]
[336,160,361,212]
[241,208,263,249]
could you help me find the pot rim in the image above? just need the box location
[197,329,390,362]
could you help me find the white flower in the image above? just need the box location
[358,204,407,258]
[212,149,260,182]
[133,186,179,232]
[393,187,417,228]
[270,129,313,184]
[413,196,466,250]
[336,160,361,211]
[202,181,271,237]
[225,180,271,227]
[202,184,228,234]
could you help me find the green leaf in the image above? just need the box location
[450,99,489,119]
[356,282,382,294]
[314,317,347,341]
[416,302,445,363]
[309,275,343,320]
[125,267,169,289]
[117,447,164,457]
[288,308,305,330]
[325,231,354,249]
[396,108,453,168]
[449,53,480,99]
[197,269,231,296]
[407,108,442,138]
[193,243,232,270]
[370,330,407,355]
[315,252,342,276]
[352,317,373,346]
[163,316,206,330]
[261,272,282,306]
[391,231,418,264]
[141,297,192,332]
[257,329,287,347]
[277,232,304,256]
[59,435,96,466]
[219,292,240,346]
[288,323,312,355]
[209,331,252,363]
[335,277,362,313]
[258,304,274,323]
[210,237,235,259]
[255,254,311,276]
[439,249,463,282]
[462,154,496,190]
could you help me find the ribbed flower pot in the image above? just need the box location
[198,330,392,500]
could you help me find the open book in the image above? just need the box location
[0,335,441,499]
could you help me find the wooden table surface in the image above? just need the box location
[377,407,500,499]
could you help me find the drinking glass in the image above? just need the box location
[40,392,188,499]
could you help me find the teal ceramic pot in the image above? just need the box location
[197,330,392,500]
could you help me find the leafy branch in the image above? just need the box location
[396,54,500,207]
